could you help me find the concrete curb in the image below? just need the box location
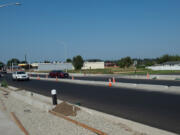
[29,77,180,95]
[0,85,177,135]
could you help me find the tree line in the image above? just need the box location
[117,54,180,68]
[1,54,180,70]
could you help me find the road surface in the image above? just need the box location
[1,74,180,134]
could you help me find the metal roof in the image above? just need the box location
[163,61,180,65]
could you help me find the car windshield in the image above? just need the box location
[52,70,58,73]
[51,70,63,73]
[17,71,25,74]
[57,70,63,73]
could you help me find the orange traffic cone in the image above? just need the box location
[112,77,115,84]
[37,75,40,80]
[147,72,150,79]
[109,79,112,87]
[56,76,58,82]
[72,76,74,80]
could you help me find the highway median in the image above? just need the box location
[29,76,180,95]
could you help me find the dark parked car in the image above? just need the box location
[49,70,69,78]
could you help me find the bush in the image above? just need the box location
[1,80,8,88]
[72,55,84,70]
[118,56,133,68]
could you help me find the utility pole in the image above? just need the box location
[29,61,31,71]
[25,54,27,63]
[61,42,68,72]
[64,44,68,72]
[12,62,13,72]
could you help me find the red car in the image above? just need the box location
[49,70,69,78]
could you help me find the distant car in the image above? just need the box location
[49,70,69,78]
[12,71,29,81]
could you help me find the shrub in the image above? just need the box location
[1,80,8,88]
[72,55,84,70]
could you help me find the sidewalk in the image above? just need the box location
[0,109,24,135]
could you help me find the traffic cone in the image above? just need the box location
[72,76,74,80]
[37,75,40,80]
[112,77,115,84]
[109,79,112,87]
[56,76,58,82]
[147,72,150,79]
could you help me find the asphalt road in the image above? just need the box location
[1,74,180,134]
[31,74,180,86]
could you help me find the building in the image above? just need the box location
[104,62,118,67]
[37,63,74,71]
[31,63,38,68]
[82,62,104,69]
[146,61,180,70]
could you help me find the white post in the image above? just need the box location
[51,89,57,105]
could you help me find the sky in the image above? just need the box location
[0,0,180,63]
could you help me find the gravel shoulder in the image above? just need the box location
[0,89,95,135]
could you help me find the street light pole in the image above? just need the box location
[29,61,31,71]
[0,2,21,8]
[12,62,13,72]
[61,42,68,72]
[64,43,68,72]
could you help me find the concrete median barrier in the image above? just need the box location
[137,84,169,91]
[27,72,180,81]
[29,76,180,95]
[168,86,180,95]
[114,83,137,88]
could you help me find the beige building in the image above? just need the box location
[82,62,104,69]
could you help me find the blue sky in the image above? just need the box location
[0,0,180,62]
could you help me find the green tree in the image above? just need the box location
[44,60,50,63]
[7,58,20,66]
[143,59,156,66]
[0,61,4,70]
[72,55,84,70]
[66,58,72,63]
[118,56,133,68]
[156,54,180,64]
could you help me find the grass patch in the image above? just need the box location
[1,80,8,88]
